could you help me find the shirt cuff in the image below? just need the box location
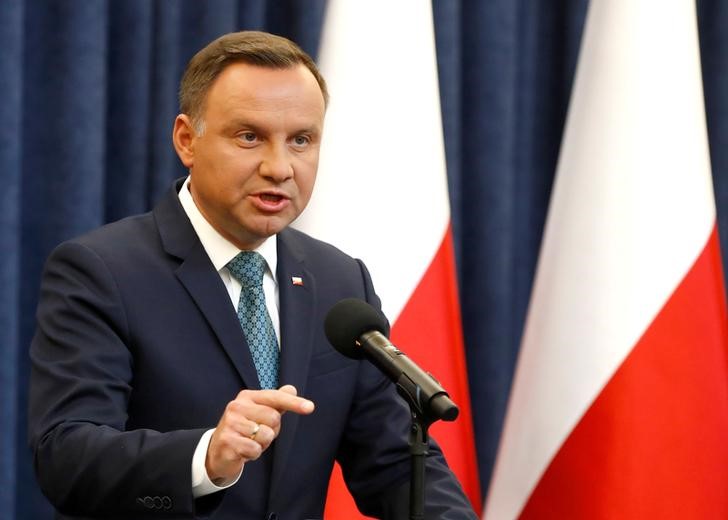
[191,429,243,498]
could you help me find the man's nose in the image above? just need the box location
[259,143,293,181]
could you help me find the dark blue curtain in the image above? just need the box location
[1,1,726,517]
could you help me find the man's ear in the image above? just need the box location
[172,114,197,168]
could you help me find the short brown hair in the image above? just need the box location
[179,31,328,129]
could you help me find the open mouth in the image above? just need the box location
[260,193,284,203]
[252,192,290,212]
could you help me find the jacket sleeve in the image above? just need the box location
[28,240,219,518]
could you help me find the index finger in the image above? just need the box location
[249,388,315,415]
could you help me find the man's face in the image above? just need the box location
[173,62,326,250]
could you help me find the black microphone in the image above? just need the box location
[324,298,459,422]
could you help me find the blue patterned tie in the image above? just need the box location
[226,251,279,389]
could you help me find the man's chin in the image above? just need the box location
[242,215,295,243]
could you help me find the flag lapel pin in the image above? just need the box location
[291,276,304,286]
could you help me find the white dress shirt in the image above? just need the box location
[177,176,280,497]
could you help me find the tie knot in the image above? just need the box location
[227,251,266,288]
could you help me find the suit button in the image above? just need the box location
[162,496,172,510]
[143,496,154,509]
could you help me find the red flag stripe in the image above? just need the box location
[519,225,728,519]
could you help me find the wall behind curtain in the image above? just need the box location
[1,0,725,517]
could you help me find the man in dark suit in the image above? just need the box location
[28,31,477,519]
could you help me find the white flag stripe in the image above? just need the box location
[485,1,715,518]
[295,0,450,323]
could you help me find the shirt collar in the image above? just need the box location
[178,176,278,278]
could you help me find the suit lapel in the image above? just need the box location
[276,231,316,395]
[154,180,261,390]
[175,242,262,389]
[269,230,317,501]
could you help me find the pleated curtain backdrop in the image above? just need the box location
[1,0,726,517]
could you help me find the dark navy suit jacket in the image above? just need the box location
[28,180,476,519]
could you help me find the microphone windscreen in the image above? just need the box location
[324,298,389,359]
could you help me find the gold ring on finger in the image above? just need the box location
[249,422,261,440]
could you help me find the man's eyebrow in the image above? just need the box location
[220,118,323,137]
[222,121,280,139]
[222,119,259,132]
[294,125,322,136]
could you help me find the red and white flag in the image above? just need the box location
[484,1,728,518]
[295,1,481,517]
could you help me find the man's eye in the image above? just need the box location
[293,135,310,147]
[239,132,257,143]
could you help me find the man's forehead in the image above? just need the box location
[209,63,324,105]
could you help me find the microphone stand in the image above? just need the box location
[394,373,458,520]
[408,411,430,520]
